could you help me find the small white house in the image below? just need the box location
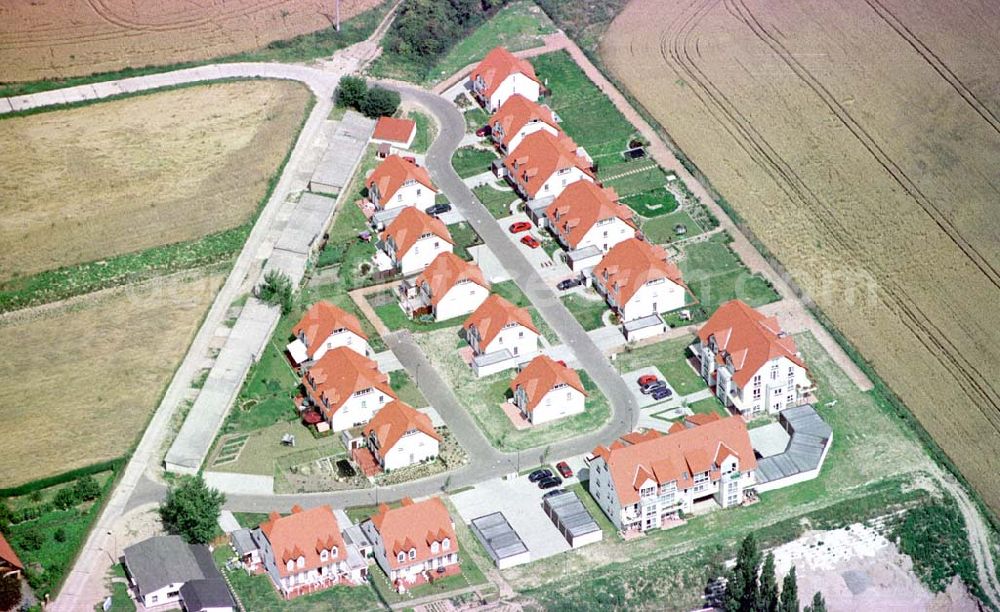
[501,130,594,201]
[592,238,687,323]
[362,497,460,586]
[364,400,442,471]
[376,207,454,276]
[510,355,587,425]
[470,46,542,112]
[463,294,540,377]
[367,154,438,211]
[302,347,397,432]
[489,94,560,154]
[399,252,490,322]
[288,301,371,365]
[546,182,637,253]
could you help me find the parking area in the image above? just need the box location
[621,366,676,409]
[497,213,557,270]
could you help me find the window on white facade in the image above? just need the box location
[753,374,762,386]
[788,366,795,377]
[694,471,709,484]
[287,560,295,572]
[297,556,305,568]
[752,387,761,399]
[771,364,779,380]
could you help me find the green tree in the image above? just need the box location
[73,475,101,501]
[257,270,294,314]
[804,591,827,612]
[724,533,761,612]
[19,527,44,551]
[758,553,779,612]
[0,501,11,530]
[336,75,368,108]
[359,87,401,118]
[778,567,800,612]
[159,475,225,544]
[0,573,21,612]
[53,487,79,510]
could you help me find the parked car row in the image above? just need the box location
[528,463,573,490]
[639,376,673,401]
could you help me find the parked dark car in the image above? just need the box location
[426,202,452,216]
[556,461,574,479]
[651,387,673,401]
[543,488,567,499]
[557,277,583,291]
[528,468,552,483]
[640,380,667,394]
[538,476,563,489]
[475,125,491,137]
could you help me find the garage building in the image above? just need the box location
[470,512,531,569]
[542,490,603,548]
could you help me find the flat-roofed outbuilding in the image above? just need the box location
[542,490,603,548]
[470,512,531,569]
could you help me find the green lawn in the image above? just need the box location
[560,293,607,332]
[426,1,556,83]
[603,164,668,198]
[687,396,729,417]
[210,420,347,476]
[620,187,679,218]
[407,110,435,154]
[678,232,781,316]
[464,107,490,133]
[567,481,617,537]
[642,210,704,243]
[452,146,498,178]
[613,334,707,396]
[448,221,484,261]
[472,183,518,218]
[389,370,428,407]
[232,511,272,529]
[373,300,467,333]
[97,581,135,612]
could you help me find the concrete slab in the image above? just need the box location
[261,249,308,287]
[310,111,376,194]
[750,423,791,458]
[621,366,675,409]
[438,209,466,225]
[468,244,511,283]
[373,349,403,373]
[418,406,445,427]
[275,192,339,255]
[204,472,275,496]
[588,325,626,353]
[218,510,241,534]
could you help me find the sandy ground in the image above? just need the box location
[771,524,978,611]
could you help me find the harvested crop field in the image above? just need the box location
[0,80,310,282]
[0,0,380,82]
[603,0,1000,511]
[0,267,224,487]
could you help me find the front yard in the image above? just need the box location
[642,210,704,243]
[472,183,518,218]
[678,231,780,318]
[560,292,608,332]
[612,334,706,396]
[452,145,499,178]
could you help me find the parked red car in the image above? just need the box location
[556,461,574,479]
[475,125,491,137]
[637,374,659,387]
[509,221,532,233]
[520,235,541,248]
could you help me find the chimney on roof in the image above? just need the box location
[401,497,415,507]
[291,504,304,514]
[268,511,281,522]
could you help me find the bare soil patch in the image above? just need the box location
[0,80,310,281]
[0,267,224,487]
[602,0,1000,513]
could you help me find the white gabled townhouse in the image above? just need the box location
[366,154,438,212]
[361,497,461,588]
[488,94,561,155]
[364,400,441,472]
[398,252,491,322]
[469,46,542,113]
[375,206,454,276]
[693,299,814,417]
[588,415,757,533]
[546,182,637,255]
[462,294,540,376]
[500,130,595,203]
[592,238,688,323]
[509,355,587,425]
[301,347,396,432]
[286,301,371,366]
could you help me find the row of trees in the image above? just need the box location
[382,0,507,68]
[722,533,827,612]
[335,76,401,119]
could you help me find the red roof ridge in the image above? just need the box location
[304,347,395,419]
[471,47,540,99]
[367,154,437,203]
[373,116,416,144]
[259,505,345,577]
[381,206,453,258]
[462,294,538,349]
[368,497,456,570]
[594,238,686,306]
[415,252,489,306]
[503,130,594,198]
[546,181,637,249]
[510,355,588,413]
[292,301,368,356]
[364,400,442,453]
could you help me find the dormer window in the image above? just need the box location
[409,548,417,559]
[397,552,405,563]
[297,556,305,568]
[286,560,294,572]
[431,541,439,553]
[442,538,451,550]
[331,546,338,558]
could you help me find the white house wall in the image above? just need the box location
[434,283,490,321]
[621,279,686,322]
[378,182,436,212]
[528,387,586,425]
[312,331,371,361]
[488,74,541,112]
[328,392,392,432]
[399,237,453,276]
[575,218,635,253]
[381,431,440,471]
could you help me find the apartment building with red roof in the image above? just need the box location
[488,94,560,154]
[375,207,454,276]
[546,182,637,255]
[469,46,541,112]
[287,301,370,365]
[361,497,460,587]
[462,294,539,376]
[364,400,441,471]
[509,355,588,425]
[366,155,438,212]
[254,505,367,598]
[399,252,490,322]
[302,347,396,432]
[372,116,417,149]
[0,531,23,578]
[694,300,813,417]
[592,238,688,324]
[589,415,756,533]
[501,130,594,201]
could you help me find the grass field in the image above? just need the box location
[613,334,707,396]
[406,110,435,154]
[678,232,780,317]
[452,146,498,178]
[642,211,704,243]
[472,183,518,219]
[560,293,607,332]
[603,0,1000,515]
[0,80,310,282]
[0,268,222,486]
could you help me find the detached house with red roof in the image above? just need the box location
[509,355,588,425]
[287,301,370,366]
[501,130,594,203]
[301,347,396,432]
[546,182,637,262]
[399,252,490,322]
[372,116,417,150]
[589,415,756,533]
[253,505,367,598]
[375,207,454,276]
[0,531,23,578]
[470,46,541,112]
[366,154,438,212]
[362,497,460,588]
[592,238,687,327]
[463,294,540,377]
[488,94,560,154]
[694,300,813,417]
[364,400,441,471]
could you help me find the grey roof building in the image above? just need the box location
[542,490,603,548]
[754,404,833,490]
[122,535,233,610]
[470,512,531,569]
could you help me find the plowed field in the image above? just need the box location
[603,0,1000,511]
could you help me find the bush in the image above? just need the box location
[73,475,101,502]
[160,475,226,544]
[52,487,79,511]
[19,528,44,551]
[359,86,401,118]
[336,75,368,108]
[257,270,294,314]
[53,528,66,543]
[383,0,501,68]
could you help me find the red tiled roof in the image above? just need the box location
[367,155,437,203]
[488,94,558,144]
[510,355,587,413]
[373,117,416,144]
[594,238,686,307]
[415,252,489,306]
[364,400,441,454]
[546,181,636,249]
[370,497,456,570]
[462,294,538,350]
[293,301,367,359]
[503,130,594,199]
[0,532,23,571]
[304,347,395,420]
[471,47,540,99]
[697,300,805,387]
[259,505,346,578]
[593,415,756,505]
[381,206,453,259]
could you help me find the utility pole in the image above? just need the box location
[336,0,341,32]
